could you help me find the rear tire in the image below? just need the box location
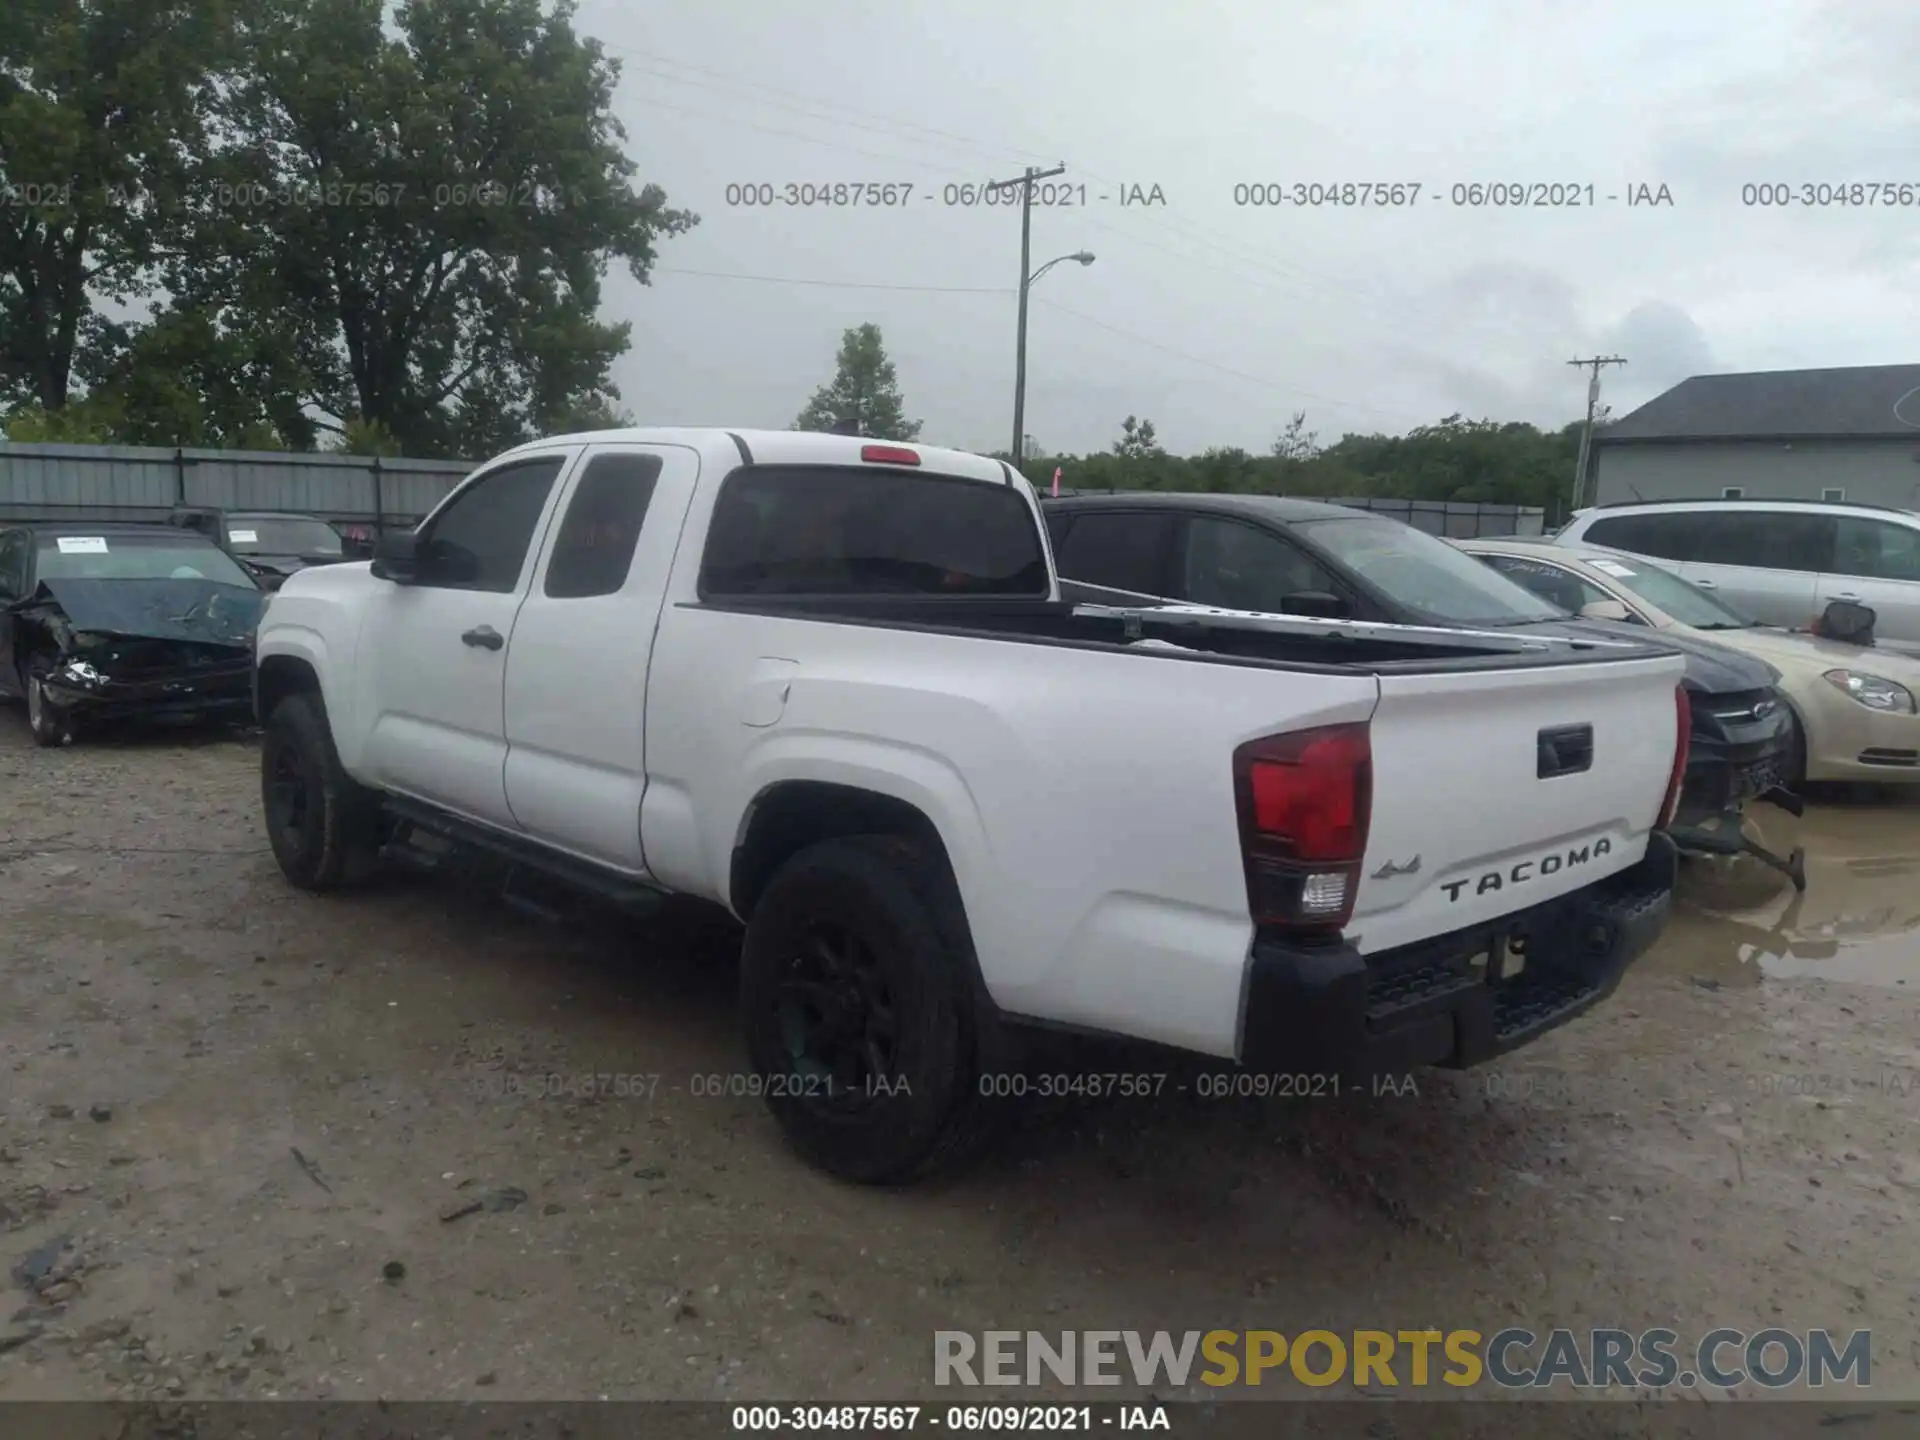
[24,663,75,748]
[261,691,382,891]
[738,835,1007,1184]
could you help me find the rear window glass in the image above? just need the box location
[699,466,1049,597]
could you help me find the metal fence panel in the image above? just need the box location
[0,441,474,527]
[1291,496,1544,539]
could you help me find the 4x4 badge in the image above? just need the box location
[1371,856,1421,878]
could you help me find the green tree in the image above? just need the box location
[1112,414,1160,458]
[178,0,694,457]
[794,323,921,439]
[82,306,301,447]
[3,397,120,442]
[1271,411,1320,462]
[0,0,234,412]
[332,415,403,455]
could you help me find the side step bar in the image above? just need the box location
[378,795,672,912]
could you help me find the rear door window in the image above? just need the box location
[699,466,1049,597]
[1695,511,1834,572]
[1046,510,1179,596]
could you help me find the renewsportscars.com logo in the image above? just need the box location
[934,1328,1872,1391]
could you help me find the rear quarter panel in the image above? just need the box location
[642,605,1380,1057]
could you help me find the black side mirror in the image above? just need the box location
[1816,599,1876,646]
[1280,590,1351,620]
[370,530,420,583]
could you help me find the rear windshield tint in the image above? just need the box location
[699,465,1049,598]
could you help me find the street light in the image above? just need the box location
[1012,250,1094,460]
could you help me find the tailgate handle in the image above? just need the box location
[1537,724,1593,779]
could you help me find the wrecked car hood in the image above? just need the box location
[22,578,264,649]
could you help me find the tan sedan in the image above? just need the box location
[1458,537,1920,787]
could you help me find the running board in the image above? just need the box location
[377,795,672,912]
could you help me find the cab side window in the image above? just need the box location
[543,453,662,598]
[415,456,566,592]
[1831,517,1920,582]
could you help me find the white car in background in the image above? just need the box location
[1459,537,1920,788]
[1552,499,1920,658]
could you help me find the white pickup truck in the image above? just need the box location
[252,428,1690,1182]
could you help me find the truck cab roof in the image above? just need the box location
[493,429,1022,489]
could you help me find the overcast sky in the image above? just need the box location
[573,0,1920,457]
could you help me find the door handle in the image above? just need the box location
[461,625,504,650]
[1693,578,1716,589]
[1833,591,1861,601]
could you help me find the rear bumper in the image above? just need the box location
[1237,832,1676,1076]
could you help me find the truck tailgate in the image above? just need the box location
[1350,653,1685,954]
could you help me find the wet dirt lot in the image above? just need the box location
[3,713,1920,1429]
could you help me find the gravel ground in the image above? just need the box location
[2,712,1918,1434]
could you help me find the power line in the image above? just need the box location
[655,266,1012,294]
[655,262,1423,425]
[615,39,1558,349]
[623,79,1557,354]
[629,95,987,177]
[1031,298,1427,424]
[590,36,1055,170]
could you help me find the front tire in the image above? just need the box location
[739,835,1004,1184]
[25,664,75,747]
[261,691,382,891]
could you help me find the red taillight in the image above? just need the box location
[1659,682,1691,828]
[860,444,920,466]
[1233,722,1372,933]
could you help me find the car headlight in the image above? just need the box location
[1823,669,1917,714]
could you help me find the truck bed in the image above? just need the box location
[685,593,1677,674]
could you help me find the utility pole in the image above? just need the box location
[988,163,1067,461]
[1567,355,1626,511]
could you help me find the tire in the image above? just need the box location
[260,690,382,891]
[24,663,75,747]
[738,834,1007,1184]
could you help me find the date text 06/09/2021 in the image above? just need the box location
[730,1405,1170,1432]
[721,182,1167,208]
[1229,181,1675,207]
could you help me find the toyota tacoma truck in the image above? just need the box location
[251,428,1690,1183]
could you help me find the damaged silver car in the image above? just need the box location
[0,523,266,747]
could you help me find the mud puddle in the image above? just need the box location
[1658,795,1920,990]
